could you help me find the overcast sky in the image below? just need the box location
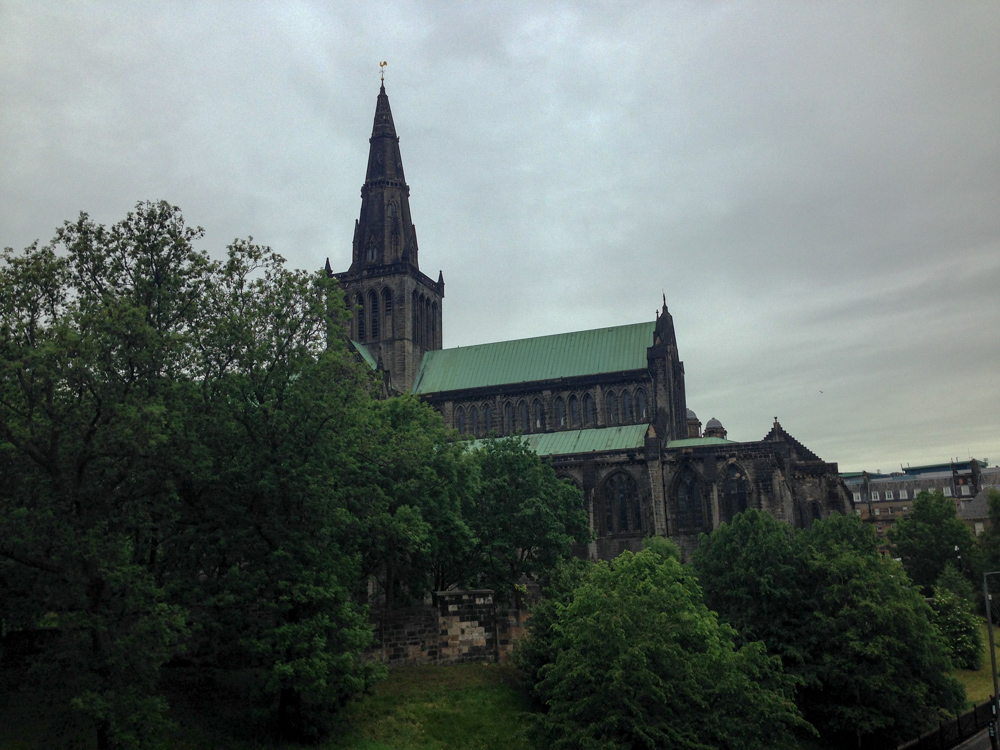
[2,1,998,473]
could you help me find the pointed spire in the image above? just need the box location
[324,257,332,276]
[350,81,420,271]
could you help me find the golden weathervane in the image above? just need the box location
[380,61,387,82]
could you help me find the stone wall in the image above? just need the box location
[368,590,529,667]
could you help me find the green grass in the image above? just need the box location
[326,664,535,750]
[0,663,536,750]
[952,620,1000,707]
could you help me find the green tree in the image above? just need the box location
[467,437,590,605]
[159,237,384,740]
[978,488,1000,572]
[349,395,478,610]
[888,490,978,591]
[0,204,388,746]
[0,205,202,748]
[528,542,809,750]
[692,509,807,670]
[695,512,966,748]
[930,582,983,670]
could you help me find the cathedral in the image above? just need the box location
[329,83,853,561]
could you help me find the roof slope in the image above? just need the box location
[350,341,378,371]
[412,321,656,394]
[469,424,650,457]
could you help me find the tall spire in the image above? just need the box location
[349,80,420,271]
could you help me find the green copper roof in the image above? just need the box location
[470,424,650,457]
[412,321,656,395]
[665,437,736,448]
[350,341,378,371]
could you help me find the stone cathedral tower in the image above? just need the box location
[328,82,444,392]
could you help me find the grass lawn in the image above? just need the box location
[952,620,1000,707]
[0,663,536,750]
[325,664,534,750]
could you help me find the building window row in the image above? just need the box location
[411,291,438,349]
[354,287,394,344]
[453,387,651,436]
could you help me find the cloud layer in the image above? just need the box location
[2,1,997,471]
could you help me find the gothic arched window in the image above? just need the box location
[676,466,705,531]
[424,298,432,349]
[720,464,750,525]
[636,389,648,420]
[518,401,529,432]
[483,404,493,435]
[623,391,633,422]
[533,399,545,431]
[368,290,379,340]
[607,392,618,424]
[602,473,642,535]
[470,406,479,437]
[431,302,438,348]
[583,393,595,426]
[366,240,377,263]
[356,293,366,343]
[456,406,466,435]
[382,288,393,335]
[504,402,515,434]
[555,397,566,428]
[569,395,580,427]
[412,292,420,345]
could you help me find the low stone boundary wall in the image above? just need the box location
[368,590,529,667]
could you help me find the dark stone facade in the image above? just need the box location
[329,84,854,564]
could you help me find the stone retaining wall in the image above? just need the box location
[368,590,529,667]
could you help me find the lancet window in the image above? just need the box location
[583,393,595,426]
[675,466,705,530]
[602,473,642,535]
[369,290,379,340]
[720,464,749,525]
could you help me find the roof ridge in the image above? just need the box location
[435,320,655,353]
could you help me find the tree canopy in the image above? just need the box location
[887,489,979,591]
[521,540,808,750]
[694,510,965,748]
[0,202,594,748]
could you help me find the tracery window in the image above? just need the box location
[470,406,479,437]
[602,473,642,535]
[412,292,420,345]
[636,389,647,420]
[676,466,705,530]
[607,392,618,424]
[533,400,545,431]
[456,406,466,435]
[556,397,566,428]
[504,402,515,434]
[483,404,493,435]
[519,401,530,432]
[369,290,379,340]
[720,464,749,524]
[569,395,580,427]
[356,293,366,343]
[623,391,633,421]
[425,298,432,349]
[382,288,393,335]
[583,393,595,426]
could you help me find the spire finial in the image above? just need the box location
[379,61,387,83]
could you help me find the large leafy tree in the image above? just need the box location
[0,205,205,747]
[160,237,384,740]
[348,394,479,610]
[467,437,589,605]
[888,489,979,591]
[695,511,965,748]
[0,204,386,747]
[527,541,808,750]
